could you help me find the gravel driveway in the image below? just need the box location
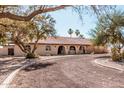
[0,57,26,84]
[10,54,124,88]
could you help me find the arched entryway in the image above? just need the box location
[69,46,76,54]
[79,46,85,54]
[58,46,66,55]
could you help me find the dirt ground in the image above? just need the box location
[0,57,26,84]
[9,54,124,88]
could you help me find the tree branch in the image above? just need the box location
[0,5,70,21]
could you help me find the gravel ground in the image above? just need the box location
[0,57,25,84]
[0,55,74,87]
[10,54,124,88]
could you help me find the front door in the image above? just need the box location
[8,48,14,56]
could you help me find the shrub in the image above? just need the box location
[121,51,124,59]
[111,47,121,62]
[111,54,121,61]
[26,53,38,59]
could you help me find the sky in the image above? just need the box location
[49,6,124,39]
[49,7,98,38]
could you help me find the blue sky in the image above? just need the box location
[49,6,124,38]
[49,7,97,38]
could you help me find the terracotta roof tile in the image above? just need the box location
[35,37,92,45]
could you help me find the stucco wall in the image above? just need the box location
[14,45,25,56]
[0,45,25,56]
[0,44,107,56]
[0,46,9,56]
[35,44,58,56]
[36,44,94,56]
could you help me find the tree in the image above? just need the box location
[90,10,124,61]
[0,15,56,58]
[0,5,118,58]
[90,25,107,46]
[0,5,116,21]
[75,29,80,37]
[0,5,70,21]
[79,34,84,38]
[68,28,73,37]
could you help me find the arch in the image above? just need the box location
[79,46,85,54]
[58,46,66,55]
[69,46,76,54]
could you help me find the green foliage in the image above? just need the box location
[26,53,38,59]
[111,54,121,62]
[0,14,56,58]
[90,10,124,46]
[91,31,107,46]
[0,33,8,45]
[111,47,121,61]
[0,5,116,22]
[75,29,80,36]
[79,34,84,38]
[90,10,124,61]
[68,28,73,37]
[121,51,124,59]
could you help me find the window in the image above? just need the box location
[26,45,31,51]
[46,46,51,51]
[8,48,14,56]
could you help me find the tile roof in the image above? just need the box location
[33,37,92,45]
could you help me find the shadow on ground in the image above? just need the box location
[94,55,111,59]
[0,58,25,75]
[23,63,56,72]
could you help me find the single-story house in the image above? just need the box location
[0,37,107,56]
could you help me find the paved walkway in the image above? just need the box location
[9,54,124,88]
[94,59,124,71]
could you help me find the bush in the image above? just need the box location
[26,53,38,59]
[121,51,124,59]
[111,48,121,62]
[111,54,121,61]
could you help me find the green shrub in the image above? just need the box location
[111,54,121,61]
[111,48,121,62]
[121,51,124,59]
[26,53,38,59]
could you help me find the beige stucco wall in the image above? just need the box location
[0,44,107,57]
[35,44,58,56]
[0,46,9,56]
[14,45,25,56]
[0,45,25,56]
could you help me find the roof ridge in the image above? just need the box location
[47,36,89,39]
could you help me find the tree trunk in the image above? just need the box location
[32,39,39,54]
[14,38,38,59]
[26,52,38,59]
